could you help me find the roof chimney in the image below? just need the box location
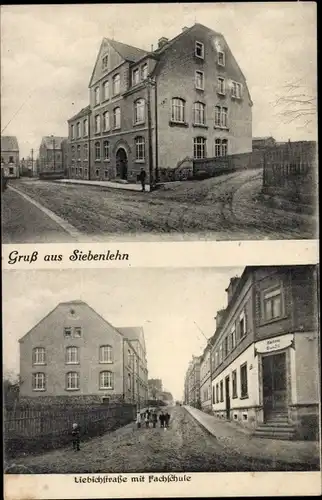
[215,309,226,329]
[225,277,240,304]
[182,26,189,32]
[158,37,169,49]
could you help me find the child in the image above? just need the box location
[136,411,142,429]
[72,423,80,451]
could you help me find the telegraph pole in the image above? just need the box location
[53,136,56,172]
[147,76,156,191]
[31,149,34,177]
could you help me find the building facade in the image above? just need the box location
[67,106,91,179]
[19,301,148,407]
[148,378,163,400]
[1,136,20,178]
[199,341,213,412]
[67,23,252,184]
[210,265,319,440]
[38,136,68,175]
[184,355,201,407]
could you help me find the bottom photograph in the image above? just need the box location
[3,264,320,474]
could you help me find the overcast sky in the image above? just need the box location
[1,3,317,158]
[3,266,243,400]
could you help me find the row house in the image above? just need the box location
[67,23,252,184]
[199,341,212,412]
[188,265,319,441]
[1,136,20,178]
[184,356,201,407]
[19,301,149,408]
[38,136,68,175]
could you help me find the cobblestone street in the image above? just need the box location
[5,406,315,474]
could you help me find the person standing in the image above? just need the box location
[152,410,158,428]
[144,412,150,428]
[164,412,171,428]
[138,168,147,192]
[136,411,142,429]
[159,411,165,428]
[71,423,80,451]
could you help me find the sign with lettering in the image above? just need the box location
[254,333,294,355]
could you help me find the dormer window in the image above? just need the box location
[218,51,225,67]
[195,41,204,59]
[132,69,140,86]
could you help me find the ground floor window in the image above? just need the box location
[240,363,248,398]
[32,372,46,391]
[216,383,219,403]
[232,369,237,398]
[66,371,79,390]
[104,170,108,179]
[135,136,145,161]
[99,371,113,390]
[84,168,88,178]
[95,168,99,177]
[193,137,206,159]
[215,138,228,157]
[95,141,101,161]
[220,380,224,402]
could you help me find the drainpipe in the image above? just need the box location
[154,79,159,183]
[88,113,91,181]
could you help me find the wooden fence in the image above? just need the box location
[193,151,263,179]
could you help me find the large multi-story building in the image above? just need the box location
[67,23,252,184]
[1,136,20,178]
[19,300,148,408]
[184,355,201,407]
[38,136,68,176]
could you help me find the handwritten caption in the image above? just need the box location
[74,474,192,484]
[7,249,130,265]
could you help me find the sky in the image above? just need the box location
[1,2,317,159]
[2,266,243,401]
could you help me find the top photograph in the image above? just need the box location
[1,3,318,243]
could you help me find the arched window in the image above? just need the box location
[171,98,185,123]
[103,141,109,160]
[32,373,46,391]
[99,371,113,389]
[66,346,79,364]
[193,102,205,125]
[113,107,121,129]
[71,146,75,163]
[135,136,145,161]
[103,80,109,101]
[134,99,145,124]
[215,138,221,157]
[77,145,81,160]
[215,138,228,157]
[95,141,101,160]
[112,74,120,96]
[193,137,206,159]
[94,115,100,134]
[66,372,80,390]
[103,111,110,132]
[83,118,88,137]
[32,347,46,365]
[76,122,81,138]
[99,345,112,363]
[94,86,100,105]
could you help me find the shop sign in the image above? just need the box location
[254,333,294,355]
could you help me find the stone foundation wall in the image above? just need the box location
[289,404,319,441]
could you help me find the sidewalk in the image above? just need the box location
[54,178,150,192]
[184,405,320,466]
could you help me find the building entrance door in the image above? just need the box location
[262,352,287,422]
[225,376,230,420]
[116,148,128,180]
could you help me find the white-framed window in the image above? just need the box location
[94,86,100,106]
[230,325,236,350]
[215,138,228,157]
[215,106,221,127]
[95,141,101,161]
[99,371,113,389]
[84,143,88,160]
[141,64,148,80]
[83,118,88,137]
[112,74,120,95]
[239,311,247,339]
[66,346,79,364]
[221,107,228,128]
[66,371,80,390]
[32,372,46,391]
[217,77,225,95]
[113,107,121,129]
[193,137,206,159]
[32,347,46,365]
[95,115,101,134]
[134,99,145,124]
[195,41,204,59]
[135,136,145,161]
[103,140,109,160]
[99,345,112,363]
[263,287,283,321]
[195,71,204,90]
[76,122,81,138]
[64,327,72,338]
[171,98,185,123]
[102,54,108,70]
[132,68,140,86]
[70,124,74,140]
[77,145,81,160]
[218,51,225,66]
[232,81,242,99]
[193,102,205,125]
[103,111,110,131]
[103,81,109,101]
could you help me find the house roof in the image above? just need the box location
[40,136,68,149]
[117,326,146,353]
[105,38,149,62]
[253,136,274,141]
[68,105,91,122]
[1,136,19,152]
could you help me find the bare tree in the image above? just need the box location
[273,77,317,128]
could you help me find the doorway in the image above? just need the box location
[225,376,230,420]
[262,352,287,422]
[116,148,128,180]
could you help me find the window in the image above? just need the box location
[95,168,99,177]
[103,111,110,131]
[95,115,100,134]
[70,124,74,140]
[219,344,223,364]
[95,141,101,161]
[64,327,72,338]
[216,384,219,403]
[134,99,145,124]
[232,370,237,398]
[135,136,145,161]
[99,371,113,389]
[215,138,228,157]
[218,51,225,66]
[224,336,228,357]
[220,380,224,402]
[33,347,45,365]
[239,311,247,339]
[194,102,205,125]
[141,64,148,80]
[113,107,121,129]
[132,69,140,86]
[263,287,282,321]
[230,325,236,350]
[215,106,221,127]
[84,143,88,160]
[9,156,14,163]
[99,345,112,363]
[215,351,219,368]
[193,137,206,159]
[66,372,79,390]
[102,81,109,101]
[221,107,228,128]
[195,41,204,59]
[195,71,204,90]
[76,122,81,138]
[240,363,248,398]
[112,74,120,95]
[232,81,242,98]
[171,98,185,123]
[9,167,14,174]
[103,141,109,160]
[66,346,79,364]
[215,106,228,128]
[94,86,100,106]
[74,327,82,338]
[102,54,108,70]
[128,373,132,390]
[212,385,215,403]
[217,77,225,95]
[32,373,46,391]
[77,145,81,160]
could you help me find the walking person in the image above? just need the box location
[152,410,158,428]
[144,411,150,428]
[71,422,80,451]
[138,168,146,192]
[164,411,171,428]
[159,411,165,428]
[136,411,142,429]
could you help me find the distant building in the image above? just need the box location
[1,136,20,178]
[184,355,201,407]
[252,136,276,149]
[148,378,163,400]
[159,390,174,405]
[67,106,91,179]
[38,136,68,176]
[19,300,149,407]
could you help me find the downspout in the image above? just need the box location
[88,112,91,181]
[154,79,159,183]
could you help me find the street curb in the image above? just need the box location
[8,185,83,240]
[53,179,151,193]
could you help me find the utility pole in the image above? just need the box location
[147,76,155,191]
[31,149,34,177]
[52,136,56,172]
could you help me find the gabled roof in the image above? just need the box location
[1,136,19,152]
[68,105,91,123]
[117,326,146,353]
[40,136,68,150]
[105,38,149,63]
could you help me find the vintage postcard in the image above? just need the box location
[1,2,320,499]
